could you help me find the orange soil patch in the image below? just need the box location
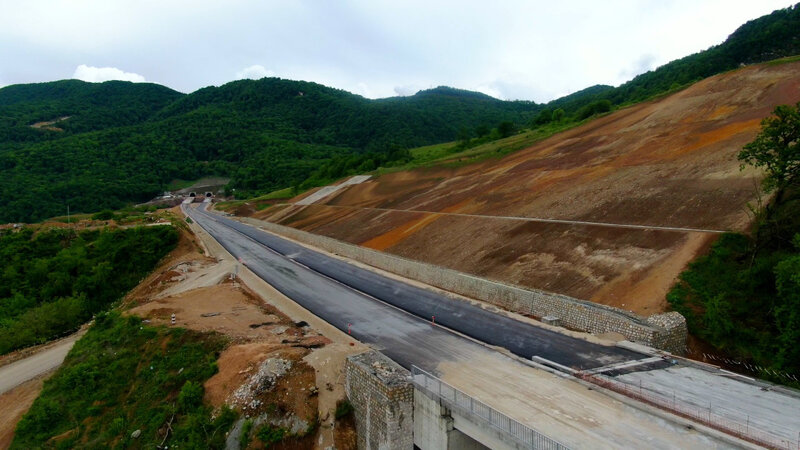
[259,61,800,316]
[678,118,762,156]
[361,213,441,250]
[0,374,49,448]
[360,198,477,250]
[709,104,738,120]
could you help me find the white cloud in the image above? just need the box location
[393,85,422,96]
[0,1,792,99]
[72,64,146,83]
[236,64,274,80]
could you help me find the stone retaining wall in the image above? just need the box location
[241,217,686,353]
[345,351,414,450]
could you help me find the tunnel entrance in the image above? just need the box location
[189,192,196,197]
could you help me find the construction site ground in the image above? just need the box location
[254,61,800,317]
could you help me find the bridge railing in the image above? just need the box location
[411,366,570,450]
[577,372,796,450]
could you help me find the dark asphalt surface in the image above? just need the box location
[185,204,646,371]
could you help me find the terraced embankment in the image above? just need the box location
[257,61,800,316]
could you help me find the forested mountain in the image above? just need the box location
[0,78,538,222]
[0,80,182,142]
[0,4,798,223]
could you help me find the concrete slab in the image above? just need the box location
[616,366,800,446]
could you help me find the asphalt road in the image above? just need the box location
[0,334,79,394]
[185,204,647,372]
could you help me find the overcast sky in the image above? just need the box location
[0,0,793,102]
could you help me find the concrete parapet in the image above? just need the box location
[242,217,687,353]
[345,351,414,450]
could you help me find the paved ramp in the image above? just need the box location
[295,175,371,205]
[0,333,81,394]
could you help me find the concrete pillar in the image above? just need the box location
[345,352,414,450]
[413,389,487,450]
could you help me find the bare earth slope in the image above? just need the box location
[258,61,800,315]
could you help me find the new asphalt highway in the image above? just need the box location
[184,203,648,372]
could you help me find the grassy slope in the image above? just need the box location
[12,312,235,449]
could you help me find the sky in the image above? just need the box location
[0,0,793,102]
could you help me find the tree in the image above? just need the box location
[497,121,516,138]
[532,109,552,127]
[551,108,565,122]
[738,102,800,193]
[773,235,800,370]
[457,126,471,147]
[576,100,612,120]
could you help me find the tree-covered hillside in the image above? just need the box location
[0,80,183,143]
[0,78,539,223]
[0,225,179,354]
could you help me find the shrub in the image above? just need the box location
[256,424,288,446]
[178,381,204,412]
[334,399,354,420]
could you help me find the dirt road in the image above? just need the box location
[0,332,80,395]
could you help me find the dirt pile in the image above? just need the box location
[257,61,800,315]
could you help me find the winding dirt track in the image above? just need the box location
[258,61,800,315]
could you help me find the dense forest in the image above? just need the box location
[0,225,178,354]
[0,4,798,222]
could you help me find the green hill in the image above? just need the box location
[0,78,540,223]
[0,80,183,143]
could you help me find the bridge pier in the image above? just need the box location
[345,351,547,450]
[344,352,414,450]
[413,389,489,450]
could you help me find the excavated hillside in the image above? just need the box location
[256,61,800,315]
